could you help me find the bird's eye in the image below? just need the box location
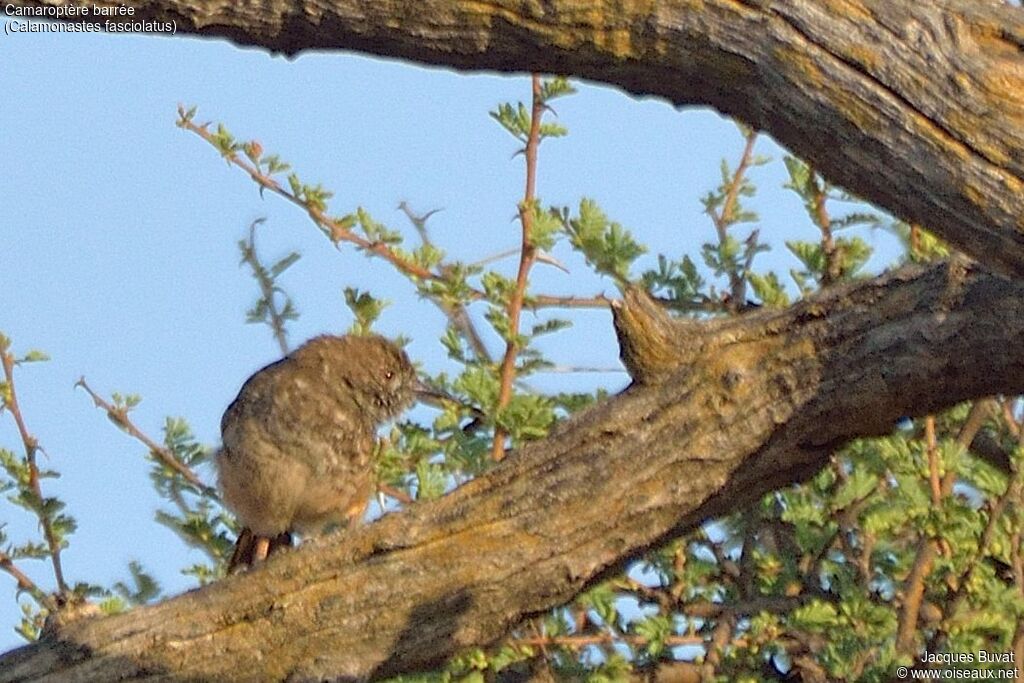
[384,370,395,380]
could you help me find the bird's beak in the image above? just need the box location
[413,379,453,408]
[413,378,488,426]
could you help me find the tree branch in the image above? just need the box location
[9,0,1024,276]
[492,74,544,462]
[5,1,1024,678]
[3,261,1024,680]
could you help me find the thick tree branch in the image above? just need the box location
[5,1,1024,677]
[2,261,1023,681]
[8,0,1024,276]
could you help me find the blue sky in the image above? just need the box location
[0,26,902,651]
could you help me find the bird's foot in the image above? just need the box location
[227,528,293,573]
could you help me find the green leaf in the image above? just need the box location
[287,173,302,197]
[538,121,568,139]
[640,254,705,306]
[529,203,561,251]
[489,102,529,142]
[577,582,619,626]
[539,76,576,102]
[414,459,447,500]
[791,600,839,629]
[480,271,515,306]
[831,467,879,511]
[262,154,290,175]
[20,350,49,363]
[783,155,812,196]
[530,318,571,338]
[344,287,389,335]
[633,614,673,657]
[748,271,790,308]
[564,198,646,282]
[832,236,873,278]
[269,252,301,278]
[355,208,403,245]
[112,560,162,606]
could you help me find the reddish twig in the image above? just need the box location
[1001,398,1021,439]
[926,416,942,506]
[179,115,434,282]
[377,482,414,506]
[896,406,983,655]
[811,177,839,285]
[512,632,708,649]
[0,348,69,599]
[75,378,218,498]
[718,132,758,232]
[707,131,758,309]
[0,549,55,612]
[930,405,1024,653]
[178,103,619,417]
[896,415,944,655]
[702,614,735,680]
[179,110,609,317]
[530,293,610,309]
[909,223,922,257]
[491,74,544,462]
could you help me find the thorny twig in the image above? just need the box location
[75,378,218,499]
[177,110,607,315]
[0,348,69,601]
[707,130,758,310]
[491,74,544,462]
[239,218,292,356]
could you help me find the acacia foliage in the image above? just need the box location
[1,79,1022,681]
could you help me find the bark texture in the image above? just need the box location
[2,262,1024,681]
[4,0,1024,679]
[8,0,1024,275]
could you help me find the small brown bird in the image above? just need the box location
[217,334,418,571]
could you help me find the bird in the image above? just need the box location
[216,334,419,571]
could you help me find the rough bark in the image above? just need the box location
[2,261,1024,681]
[8,0,1024,276]
[5,1,1024,678]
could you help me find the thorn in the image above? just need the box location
[535,250,570,274]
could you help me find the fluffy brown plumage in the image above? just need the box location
[217,334,417,569]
